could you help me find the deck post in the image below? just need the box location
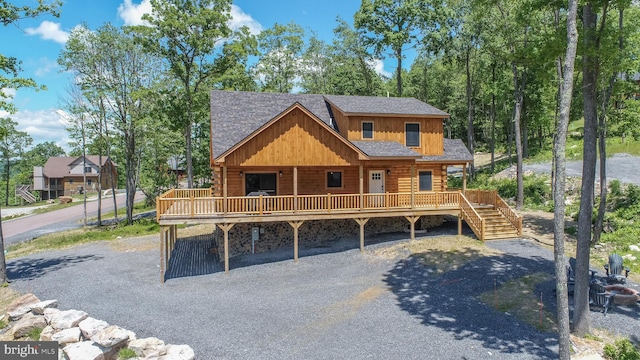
[288,221,304,263]
[411,164,415,209]
[404,216,420,241]
[217,224,235,274]
[359,165,363,210]
[463,164,467,192]
[354,218,369,252]
[223,165,228,213]
[458,212,462,235]
[160,226,167,283]
[293,166,298,212]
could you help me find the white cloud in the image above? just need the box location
[9,109,71,151]
[229,4,262,35]
[34,58,60,77]
[1,88,17,101]
[367,59,392,78]
[118,0,153,26]
[25,21,69,44]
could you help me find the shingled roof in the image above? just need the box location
[210,91,459,161]
[351,141,422,158]
[42,156,115,178]
[324,94,449,117]
[211,91,334,158]
[419,139,474,163]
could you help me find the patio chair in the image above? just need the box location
[567,257,597,295]
[589,282,612,316]
[604,253,630,284]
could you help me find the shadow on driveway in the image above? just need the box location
[8,255,103,281]
[383,249,559,358]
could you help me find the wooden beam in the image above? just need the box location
[411,164,415,208]
[354,218,369,252]
[160,226,166,283]
[462,165,467,192]
[458,212,462,235]
[359,165,363,210]
[288,221,304,263]
[223,165,228,213]
[405,216,420,241]
[293,166,298,212]
[217,224,235,274]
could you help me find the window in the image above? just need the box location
[419,171,432,191]
[84,166,92,173]
[405,123,420,147]
[87,179,92,186]
[69,179,73,184]
[245,173,277,196]
[362,122,373,139]
[327,171,342,188]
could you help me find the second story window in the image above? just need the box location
[84,166,92,173]
[405,123,420,147]
[362,121,373,139]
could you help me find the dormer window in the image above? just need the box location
[362,121,373,139]
[405,123,420,147]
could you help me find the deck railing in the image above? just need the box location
[494,194,523,235]
[156,190,462,220]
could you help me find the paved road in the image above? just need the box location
[2,191,144,245]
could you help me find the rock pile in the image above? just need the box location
[0,293,195,360]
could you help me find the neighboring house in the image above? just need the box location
[156,91,522,280]
[33,156,118,200]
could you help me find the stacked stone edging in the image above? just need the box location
[215,216,445,257]
[0,293,195,360]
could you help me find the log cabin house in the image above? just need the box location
[156,90,522,281]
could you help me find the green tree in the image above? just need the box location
[552,1,579,357]
[0,117,32,206]
[14,141,65,185]
[131,0,234,189]
[253,22,305,93]
[354,0,423,96]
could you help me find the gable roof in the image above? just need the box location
[323,94,449,117]
[211,91,334,158]
[43,156,115,178]
[210,90,456,162]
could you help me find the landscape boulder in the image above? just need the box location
[6,293,41,321]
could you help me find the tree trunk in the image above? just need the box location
[554,1,579,358]
[396,48,403,97]
[490,63,496,174]
[0,207,7,284]
[573,2,599,336]
[511,59,525,210]
[466,47,475,179]
[593,7,623,244]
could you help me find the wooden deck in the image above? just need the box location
[156,189,522,281]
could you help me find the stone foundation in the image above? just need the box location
[214,216,444,257]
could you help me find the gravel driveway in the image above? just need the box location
[523,153,640,186]
[7,227,639,360]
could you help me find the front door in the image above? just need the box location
[368,170,385,206]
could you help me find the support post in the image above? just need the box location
[293,166,298,212]
[288,221,304,263]
[411,164,415,208]
[223,165,228,213]
[404,216,420,241]
[359,165,364,210]
[354,218,369,252]
[458,212,463,235]
[463,164,467,192]
[217,224,235,274]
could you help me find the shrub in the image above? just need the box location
[603,338,640,360]
[118,347,138,359]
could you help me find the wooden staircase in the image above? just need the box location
[460,190,522,241]
[15,185,37,204]
[474,207,520,240]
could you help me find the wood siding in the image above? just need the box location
[330,106,444,156]
[213,163,446,197]
[223,108,361,167]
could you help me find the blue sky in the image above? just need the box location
[1,0,388,151]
